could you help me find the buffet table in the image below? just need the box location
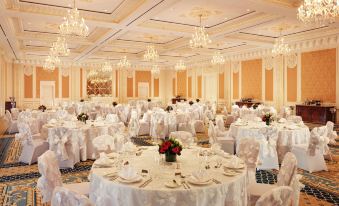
[296,104,336,124]
[89,146,247,206]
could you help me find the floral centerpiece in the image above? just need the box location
[158,138,183,162]
[165,106,173,113]
[112,101,118,107]
[77,113,89,123]
[262,112,274,126]
[189,100,194,106]
[196,98,200,103]
[147,98,151,102]
[38,105,47,112]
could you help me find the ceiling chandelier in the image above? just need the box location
[59,0,89,37]
[211,51,225,65]
[51,36,70,56]
[297,0,338,25]
[43,54,60,72]
[101,60,112,72]
[175,60,186,71]
[143,45,159,62]
[151,64,160,77]
[117,56,131,68]
[272,29,291,56]
[189,14,212,49]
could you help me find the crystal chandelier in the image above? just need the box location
[101,61,112,72]
[175,60,186,71]
[117,56,131,68]
[272,36,291,56]
[43,54,60,72]
[51,36,70,56]
[211,51,225,65]
[297,0,338,25]
[59,0,89,37]
[143,45,159,62]
[151,64,160,77]
[189,14,212,49]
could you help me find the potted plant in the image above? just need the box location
[38,105,47,112]
[77,113,89,123]
[158,138,183,162]
[196,99,200,103]
[112,102,118,107]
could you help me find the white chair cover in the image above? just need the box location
[169,131,194,147]
[51,186,93,206]
[255,186,293,206]
[92,135,116,154]
[5,110,18,133]
[257,127,279,170]
[37,150,63,203]
[326,121,337,144]
[105,114,120,123]
[277,152,297,186]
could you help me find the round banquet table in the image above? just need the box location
[89,147,247,206]
[229,121,310,161]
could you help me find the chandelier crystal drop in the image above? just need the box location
[175,60,186,71]
[101,61,112,72]
[43,54,60,72]
[59,0,89,37]
[297,0,338,25]
[151,64,160,77]
[117,56,131,68]
[189,14,212,49]
[51,37,70,56]
[272,36,291,56]
[143,45,159,62]
[211,51,225,65]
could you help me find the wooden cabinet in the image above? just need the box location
[296,105,336,124]
[235,101,261,108]
[5,101,16,112]
[172,97,186,104]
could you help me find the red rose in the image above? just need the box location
[172,147,180,154]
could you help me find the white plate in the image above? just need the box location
[118,175,142,183]
[224,163,245,169]
[187,177,212,185]
[223,171,237,176]
[164,180,181,188]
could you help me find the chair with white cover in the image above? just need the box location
[236,137,260,184]
[105,114,120,123]
[51,186,93,206]
[169,131,194,147]
[248,152,298,205]
[231,105,240,117]
[326,121,338,145]
[48,128,80,168]
[287,115,302,124]
[5,110,18,133]
[291,128,328,173]
[16,122,49,165]
[92,134,116,157]
[191,110,205,133]
[37,151,89,203]
[10,108,19,120]
[177,114,196,136]
[128,111,140,138]
[138,111,151,136]
[257,127,279,170]
[208,121,235,154]
[254,186,293,206]
[215,116,228,136]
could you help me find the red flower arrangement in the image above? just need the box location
[262,112,274,125]
[158,138,183,156]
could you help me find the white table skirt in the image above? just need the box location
[89,147,247,206]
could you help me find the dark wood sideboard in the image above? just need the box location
[296,105,336,124]
[5,101,16,112]
[236,101,261,108]
[172,97,186,104]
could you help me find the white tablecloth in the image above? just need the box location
[89,147,247,206]
[229,122,310,160]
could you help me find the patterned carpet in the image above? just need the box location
[0,135,338,206]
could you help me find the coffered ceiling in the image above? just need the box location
[0,0,338,68]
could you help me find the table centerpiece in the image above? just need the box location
[158,138,183,162]
[262,112,274,126]
[77,112,89,123]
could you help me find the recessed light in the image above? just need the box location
[103,9,108,12]
[246,9,251,12]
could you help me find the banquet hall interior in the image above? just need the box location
[0,0,338,205]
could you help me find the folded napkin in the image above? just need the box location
[48,119,57,124]
[278,118,287,123]
[191,170,209,182]
[122,141,137,153]
[118,165,138,180]
[95,152,114,166]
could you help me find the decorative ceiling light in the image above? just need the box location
[297,0,338,25]
[43,54,60,72]
[143,44,159,62]
[59,0,89,37]
[151,64,160,78]
[189,14,212,49]
[211,51,225,65]
[272,29,291,56]
[51,36,70,56]
[101,60,112,72]
[117,56,131,68]
[175,60,186,71]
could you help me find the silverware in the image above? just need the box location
[212,178,221,184]
[180,180,188,189]
[139,178,152,188]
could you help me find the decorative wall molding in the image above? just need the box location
[23,65,33,76]
[232,61,240,73]
[286,53,297,69]
[263,56,274,70]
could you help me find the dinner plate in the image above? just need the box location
[164,180,181,188]
[223,171,237,176]
[187,177,212,185]
[224,163,245,169]
[118,175,142,183]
